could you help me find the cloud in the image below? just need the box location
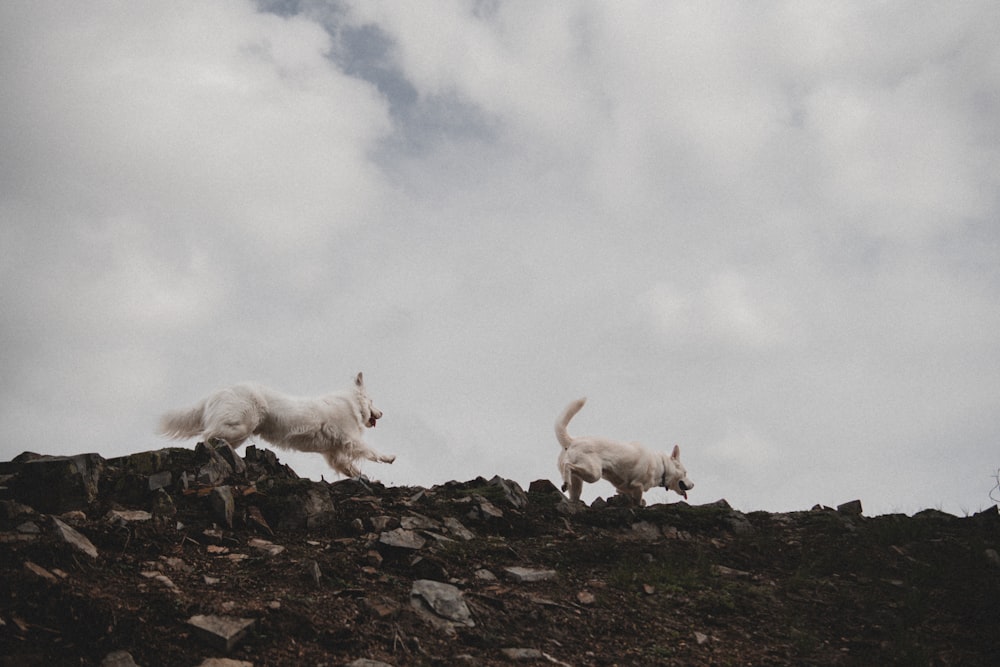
[2,1,999,516]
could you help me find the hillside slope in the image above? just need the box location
[1,445,999,666]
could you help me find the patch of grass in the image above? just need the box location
[607,544,713,593]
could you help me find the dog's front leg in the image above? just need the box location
[362,446,395,465]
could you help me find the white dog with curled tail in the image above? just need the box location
[159,372,395,478]
[555,397,692,506]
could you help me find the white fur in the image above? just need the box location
[555,397,693,505]
[159,372,395,478]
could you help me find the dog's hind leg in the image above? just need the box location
[567,475,584,503]
[323,450,360,478]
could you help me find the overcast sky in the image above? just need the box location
[2,1,999,516]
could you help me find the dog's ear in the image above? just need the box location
[671,444,681,460]
[355,372,364,387]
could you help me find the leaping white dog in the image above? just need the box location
[159,372,395,478]
[555,397,693,506]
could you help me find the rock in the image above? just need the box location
[213,443,246,476]
[258,479,336,530]
[528,479,562,495]
[469,495,504,520]
[443,516,476,541]
[726,512,754,535]
[195,442,234,486]
[401,512,441,531]
[985,548,1000,568]
[379,528,426,550]
[10,453,104,513]
[972,505,999,522]
[306,559,322,586]
[712,564,751,580]
[24,560,59,584]
[100,650,140,666]
[370,515,397,532]
[502,567,557,583]
[249,537,285,557]
[475,568,498,582]
[837,499,863,516]
[360,596,400,619]
[51,516,98,559]
[694,631,710,645]
[16,521,40,534]
[197,659,254,667]
[247,505,273,535]
[187,614,256,653]
[0,499,36,519]
[147,470,172,491]
[140,571,180,594]
[501,647,544,660]
[488,476,529,508]
[345,660,395,667]
[410,579,474,628]
[576,590,596,605]
[630,521,662,540]
[106,509,153,524]
[211,486,235,528]
[150,488,176,517]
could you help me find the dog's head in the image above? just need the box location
[662,445,694,499]
[354,372,382,428]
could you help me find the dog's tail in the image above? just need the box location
[555,397,587,450]
[158,402,205,440]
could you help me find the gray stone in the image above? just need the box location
[501,648,544,661]
[401,512,441,531]
[488,476,529,508]
[345,660,395,667]
[443,516,476,541]
[100,650,140,666]
[106,509,152,524]
[187,614,256,652]
[410,579,474,627]
[985,548,1000,568]
[370,515,397,531]
[16,521,40,534]
[379,528,426,550]
[630,521,662,541]
[502,567,557,583]
[51,516,98,559]
[249,537,285,557]
[148,470,172,491]
[470,495,504,520]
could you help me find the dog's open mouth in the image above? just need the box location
[368,416,378,428]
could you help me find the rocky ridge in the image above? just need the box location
[1,444,999,666]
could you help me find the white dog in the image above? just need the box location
[159,372,395,478]
[555,397,693,506]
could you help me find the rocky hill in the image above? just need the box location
[1,444,998,666]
